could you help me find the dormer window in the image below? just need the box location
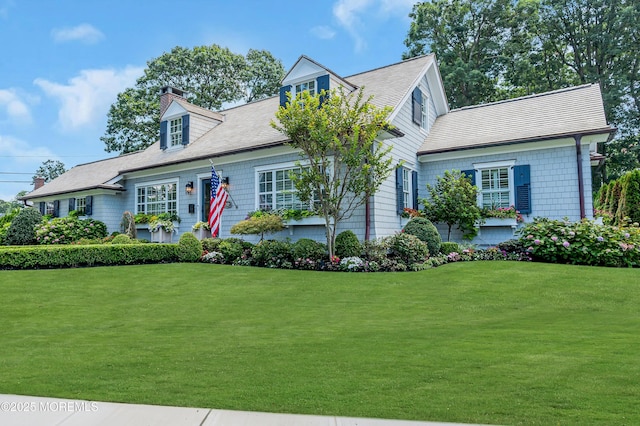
[295,80,316,97]
[169,117,183,147]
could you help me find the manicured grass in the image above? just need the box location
[1,262,639,424]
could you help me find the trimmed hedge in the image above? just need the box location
[0,244,179,269]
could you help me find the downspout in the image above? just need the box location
[575,134,586,219]
[365,197,370,241]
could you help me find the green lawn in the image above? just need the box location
[1,262,638,424]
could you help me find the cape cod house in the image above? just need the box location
[21,54,614,245]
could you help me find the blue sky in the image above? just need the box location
[0,0,417,201]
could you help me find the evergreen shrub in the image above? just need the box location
[5,208,43,245]
[402,217,442,255]
[177,232,203,262]
[335,230,362,258]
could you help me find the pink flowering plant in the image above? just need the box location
[35,217,107,245]
[517,217,640,267]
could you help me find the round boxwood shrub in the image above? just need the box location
[402,217,441,256]
[292,238,327,261]
[389,233,429,265]
[335,230,362,258]
[111,234,133,244]
[177,232,203,262]
[5,208,43,245]
[439,241,460,255]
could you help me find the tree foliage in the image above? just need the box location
[102,45,285,154]
[421,170,481,241]
[404,0,640,179]
[230,213,284,241]
[272,87,396,257]
[33,160,66,183]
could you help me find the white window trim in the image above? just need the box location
[472,160,516,208]
[420,89,429,131]
[134,178,180,215]
[254,160,332,211]
[402,168,411,209]
[75,197,87,215]
[293,79,316,98]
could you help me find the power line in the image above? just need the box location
[0,180,32,183]
[0,172,34,175]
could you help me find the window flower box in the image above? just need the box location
[480,217,518,227]
[150,228,174,243]
[284,216,327,226]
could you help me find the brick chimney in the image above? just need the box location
[160,86,185,117]
[33,176,45,190]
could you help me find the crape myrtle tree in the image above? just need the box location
[272,87,396,258]
[102,45,285,154]
[404,0,640,181]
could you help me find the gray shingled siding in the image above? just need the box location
[419,143,594,246]
[370,73,438,240]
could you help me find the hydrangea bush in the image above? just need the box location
[517,218,640,267]
[35,217,107,245]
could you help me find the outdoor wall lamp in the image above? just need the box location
[221,177,230,189]
[185,181,194,195]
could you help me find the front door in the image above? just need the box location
[201,179,211,223]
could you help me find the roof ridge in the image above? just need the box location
[450,84,597,113]
[345,54,435,79]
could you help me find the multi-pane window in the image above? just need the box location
[258,166,318,211]
[403,168,411,208]
[421,93,429,130]
[45,202,55,216]
[75,197,86,215]
[295,80,315,97]
[480,167,510,209]
[136,182,177,215]
[169,117,182,147]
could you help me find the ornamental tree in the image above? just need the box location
[421,169,481,241]
[271,87,396,258]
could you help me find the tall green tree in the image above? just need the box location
[272,88,396,257]
[404,0,515,108]
[33,160,66,183]
[404,0,640,180]
[102,45,285,154]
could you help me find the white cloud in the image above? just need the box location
[51,23,105,44]
[34,66,144,130]
[0,134,60,165]
[0,89,32,123]
[310,25,337,40]
[332,0,416,52]
[333,0,373,52]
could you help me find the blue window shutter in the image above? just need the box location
[514,165,531,214]
[412,88,422,125]
[462,169,476,186]
[317,74,330,104]
[53,200,60,218]
[85,196,93,216]
[39,202,45,215]
[69,198,75,212]
[411,170,418,209]
[160,120,168,150]
[279,85,291,107]
[396,167,404,215]
[181,114,190,145]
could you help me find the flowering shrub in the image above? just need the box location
[340,256,364,271]
[388,233,430,265]
[518,218,640,267]
[201,251,225,264]
[35,217,107,245]
[401,208,423,218]
[250,239,293,268]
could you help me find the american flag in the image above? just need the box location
[208,164,228,237]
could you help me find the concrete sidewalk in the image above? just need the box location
[0,394,487,426]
